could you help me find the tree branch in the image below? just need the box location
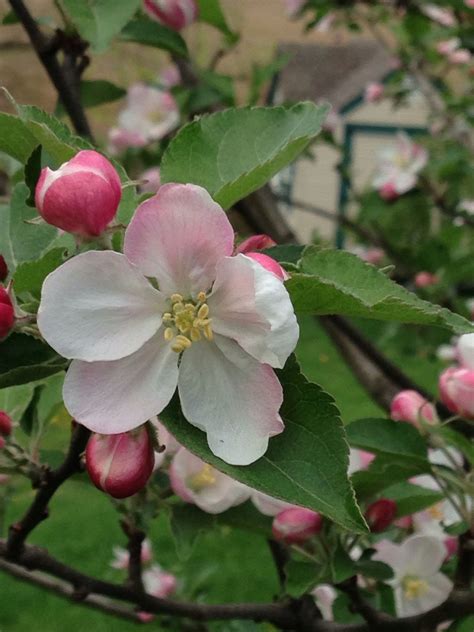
[8,0,93,139]
[6,423,90,559]
[122,520,145,593]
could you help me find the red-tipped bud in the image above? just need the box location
[35,150,122,238]
[144,0,198,30]
[439,366,474,419]
[0,255,8,282]
[85,425,155,499]
[235,234,277,254]
[0,286,14,340]
[0,411,13,437]
[272,507,323,544]
[365,499,397,532]
[379,181,399,201]
[390,390,437,429]
[245,252,288,281]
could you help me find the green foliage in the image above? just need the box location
[196,0,238,43]
[120,17,189,57]
[287,247,474,334]
[56,81,126,116]
[19,384,44,436]
[13,248,67,300]
[161,102,329,209]
[60,0,141,52]
[382,481,444,517]
[161,356,366,532]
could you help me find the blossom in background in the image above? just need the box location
[436,38,472,64]
[144,0,198,31]
[364,82,384,103]
[390,390,437,430]
[459,200,474,215]
[108,84,179,154]
[38,183,298,466]
[312,584,337,620]
[170,448,250,513]
[365,499,397,533]
[348,245,385,265]
[414,271,439,288]
[139,167,161,195]
[421,4,456,27]
[158,65,181,88]
[436,343,458,363]
[110,539,153,570]
[439,366,474,418]
[314,12,335,32]
[458,333,474,369]
[272,507,323,544]
[250,491,293,516]
[284,0,305,17]
[348,448,375,474]
[142,564,177,598]
[372,132,428,200]
[374,535,453,616]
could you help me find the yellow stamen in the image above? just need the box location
[162,290,213,352]
[197,291,207,303]
[164,327,174,341]
[402,576,429,600]
[190,327,201,342]
[198,304,209,319]
[203,323,213,341]
[171,293,184,303]
[175,335,192,349]
[427,503,444,521]
[188,464,216,491]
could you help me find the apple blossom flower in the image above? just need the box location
[0,286,14,340]
[139,167,161,194]
[365,498,397,532]
[436,38,472,64]
[372,132,428,199]
[143,564,177,597]
[272,507,323,544]
[311,584,337,621]
[108,84,179,154]
[35,150,122,238]
[373,535,453,616]
[250,491,293,516]
[235,234,276,254]
[110,539,153,570]
[364,82,384,103]
[459,199,474,215]
[144,0,198,31]
[170,448,250,513]
[436,38,460,56]
[284,0,306,17]
[348,448,375,474]
[436,343,458,363]
[421,4,456,27]
[466,0,474,7]
[85,425,155,498]
[244,252,288,281]
[0,255,8,282]
[458,333,474,369]
[38,184,299,465]
[158,65,181,88]
[0,411,12,437]
[439,366,474,418]
[390,390,437,429]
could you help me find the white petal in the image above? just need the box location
[64,334,178,434]
[397,573,452,617]
[401,535,446,578]
[124,183,234,296]
[458,333,474,369]
[38,251,165,361]
[209,255,299,369]
[177,335,284,465]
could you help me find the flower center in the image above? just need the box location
[162,292,213,353]
[402,576,429,600]
[427,503,444,521]
[187,464,217,492]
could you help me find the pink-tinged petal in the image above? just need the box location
[177,335,284,465]
[38,251,165,362]
[397,573,452,617]
[209,255,299,369]
[124,184,234,296]
[63,334,179,434]
[251,491,292,516]
[245,252,289,281]
[235,234,276,254]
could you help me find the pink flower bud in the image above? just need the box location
[0,411,12,437]
[414,271,439,288]
[390,390,437,428]
[439,366,474,419]
[365,499,397,532]
[0,255,8,282]
[143,564,177,597]
[245,252,288,281]
[144,0,198,30]
[379,181,399,201]
[449,49,472,64]
[35,150,122,237]
[444,536,458,561]
[466,0,474,8]
[0,286,14,340]
[235,234,277,254]
[394,515,413,529]
[364,82,384,103]
[85,425,155,498]
[272,507,323,544]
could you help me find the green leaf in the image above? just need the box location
[428,426,474,467]
[356,559,393,581]
[56,80,126,116]
[60,0,141,52]
[263,245,305,265]
[0,112,37,163]
[285,559,321,597]
[346,418,429,465]
[382,481,444,518]
[120,17,188,57]
[352,456,429,498]
[196,0,238,43]
[19,384,44,436]
[8,183,58,265]
[330,543,357,583]
[287,247,474,335]
[216,501,271,535]
[0,333,67,389]
[161,356,366,532]
[2,10,19,24]
[0,384,35,420]
[168,504,215,560]
[14,248,67,299]
[160,102,329,209]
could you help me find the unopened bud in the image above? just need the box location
[0,255,8,282]
[235,234,277,254]
[144,0,198,31]
[35,150,122,237]
[0,286,14,340]
[439,366,474,419]
[85,425,155,499]
[272,507,323,544]
[379,181,399,201]
[245,252,288,281]
[365,499,397,532]
[0,411,13,437]
[390,390,437,429]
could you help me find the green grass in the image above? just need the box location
[0,317,450,631]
